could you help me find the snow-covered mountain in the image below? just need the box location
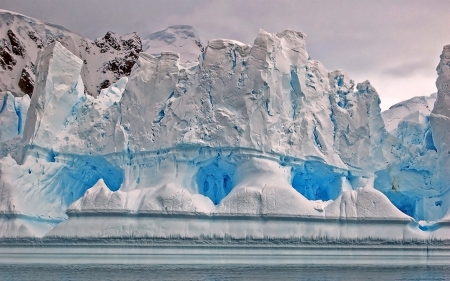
[142,25,203,64]
[0,9,449,244]
[0,10,203,97]
[0,9,141,97]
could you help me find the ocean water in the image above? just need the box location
[1,264,450,281]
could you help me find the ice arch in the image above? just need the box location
[291,161,343,201]
[380,190,417,218]
[196,155,237,205]
[56,155,123,206]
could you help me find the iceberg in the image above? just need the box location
[0,25,450,264]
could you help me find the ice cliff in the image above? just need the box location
[0,21,449,242]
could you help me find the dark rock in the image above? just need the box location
[121,33,142,53]
[27,31,44,49]
[0,42,16,71]
[18,67,34,95]
[7,30,25,58]
[95,38,109,53]
[95,31,122,53]
[103,53,138,81]
[195,40,205,52]
[104,32,121,51]
[99,79,111,90]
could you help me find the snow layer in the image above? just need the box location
[324,187,412,220]
[68,179,215,214]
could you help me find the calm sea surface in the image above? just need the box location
[1,264,450,281]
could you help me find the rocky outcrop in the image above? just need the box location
[99,32,142,85]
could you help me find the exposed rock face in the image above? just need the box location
[6,29,25,58]
[0,41,16,70]
[18,66,34,95]
[100,32,142,81]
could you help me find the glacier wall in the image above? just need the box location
[0,29,450,241]
[375,46,450,222]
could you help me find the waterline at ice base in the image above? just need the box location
[1,13,450,264]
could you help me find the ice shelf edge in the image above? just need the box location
[1,244,450,265]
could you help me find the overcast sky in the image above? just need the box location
[2,0,449,110]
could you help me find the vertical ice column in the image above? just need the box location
[430,45,450,172]
[430,45,450,207]
[0,92,30,141]
[22,41,84,149]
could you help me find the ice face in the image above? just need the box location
[430,45,450,191]
[0,92,30,142]
[0,29,450,241]
[22,42,85,149]
[377,96,441,221]
[382,94,436,134]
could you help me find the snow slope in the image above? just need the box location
[142,25,203,64]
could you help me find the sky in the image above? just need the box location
[2,0,449,110]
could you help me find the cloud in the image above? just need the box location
[383,59,435,78]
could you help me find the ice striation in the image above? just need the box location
[0,21,449,244]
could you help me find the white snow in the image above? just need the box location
[142,25,203,64]
[68,179,215,215]
[324,188,412,220]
